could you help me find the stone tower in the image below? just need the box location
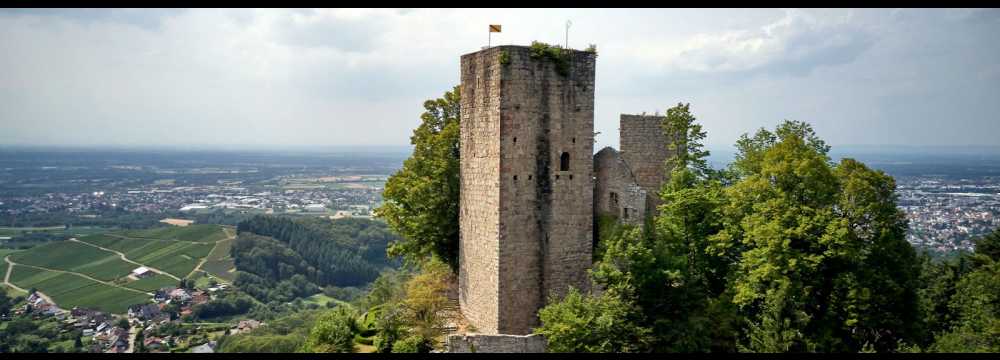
[619,114,676,214]
[458,45,596,335]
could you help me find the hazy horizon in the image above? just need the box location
[2,8,999,150]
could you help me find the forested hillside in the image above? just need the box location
[232,216,400,303]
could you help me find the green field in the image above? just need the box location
[202,237,235,282]
[0,226,113,238]
[1,249,20,280]
[121,224,228,243]
[0,226,65,236]
[125,273,179,292]
[126,241,214,278]
[3,225,234,312]
[76,225,225,278]
[303,293,348,307]
[8,241,135,281]
[9,265,150,313]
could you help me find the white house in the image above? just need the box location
[131,266,153,278]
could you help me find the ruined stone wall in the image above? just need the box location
[619,114,676,215]
[445,334,548,353]
[459,45,595,335]
[593,147,646,226]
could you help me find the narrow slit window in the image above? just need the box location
[560,152,570,171]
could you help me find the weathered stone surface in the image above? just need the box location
[619,114,677,215]
[446,334,548,353]
[459,45,596,335]
[593,147,646,225]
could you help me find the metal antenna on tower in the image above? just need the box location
[565,20,572,49]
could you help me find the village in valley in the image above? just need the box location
[12,266,260,353]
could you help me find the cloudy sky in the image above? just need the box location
[1,8,998,150]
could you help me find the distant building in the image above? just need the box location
[304,204,326,212]
[131,267,154,279]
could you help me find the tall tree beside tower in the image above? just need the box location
[376,86,462,270]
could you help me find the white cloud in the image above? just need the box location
[637,9,874,76]
[0,8,997,149]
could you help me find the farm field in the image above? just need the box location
[0,226,65,236]
[201,237,235,282]
[75,225,229,278]
[8,241,135,281]
[8,265,150,314]
[125,274,179,292]
[4,224,234,313]
[120,224,229,243]
[125,241,214,278]
[0,225,114,237]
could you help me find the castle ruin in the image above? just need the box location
[458,44,676,337]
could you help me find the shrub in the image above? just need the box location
[391,335,429,353]
[528,41,571,76]
[499,50,511,66]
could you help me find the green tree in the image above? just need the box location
[927,228,1000,352]
[534,287,652,353]
[372,302,405,353]
[661,103,711,177]
[400,258,451,346]
[376,86,461,269]
[135,331,146,353]
[301,306,358,353]
[710,121,922,352]
[0,289,11,317]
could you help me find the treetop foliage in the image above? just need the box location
[376,86,461,271]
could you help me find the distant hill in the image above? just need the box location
[232,216,400,304]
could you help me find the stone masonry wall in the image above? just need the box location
[459,45,596,335]
[445,334,548,353]
[619,114,676,215]
[593,147,646,226]
[459,47,503,333]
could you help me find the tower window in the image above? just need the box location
[572,137,576,143]
[528,175,532,180]
[513,137,517,144]
[513,175,518,180]
[610,192,619,208]
[560,152,570,171]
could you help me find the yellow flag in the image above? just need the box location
[489,24,501,33]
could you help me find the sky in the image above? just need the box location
[1,8,998,151]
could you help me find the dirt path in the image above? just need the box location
[185,228,236,280]
[70,238,181,281]
[4,256,151,296]
[4,256,56,304]
[127,322,138,353]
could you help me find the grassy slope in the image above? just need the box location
[4,225,231,312]
[9,241,135,281]
[9,265,150,313]
[202,237,235,282]
[124,273,179,292]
